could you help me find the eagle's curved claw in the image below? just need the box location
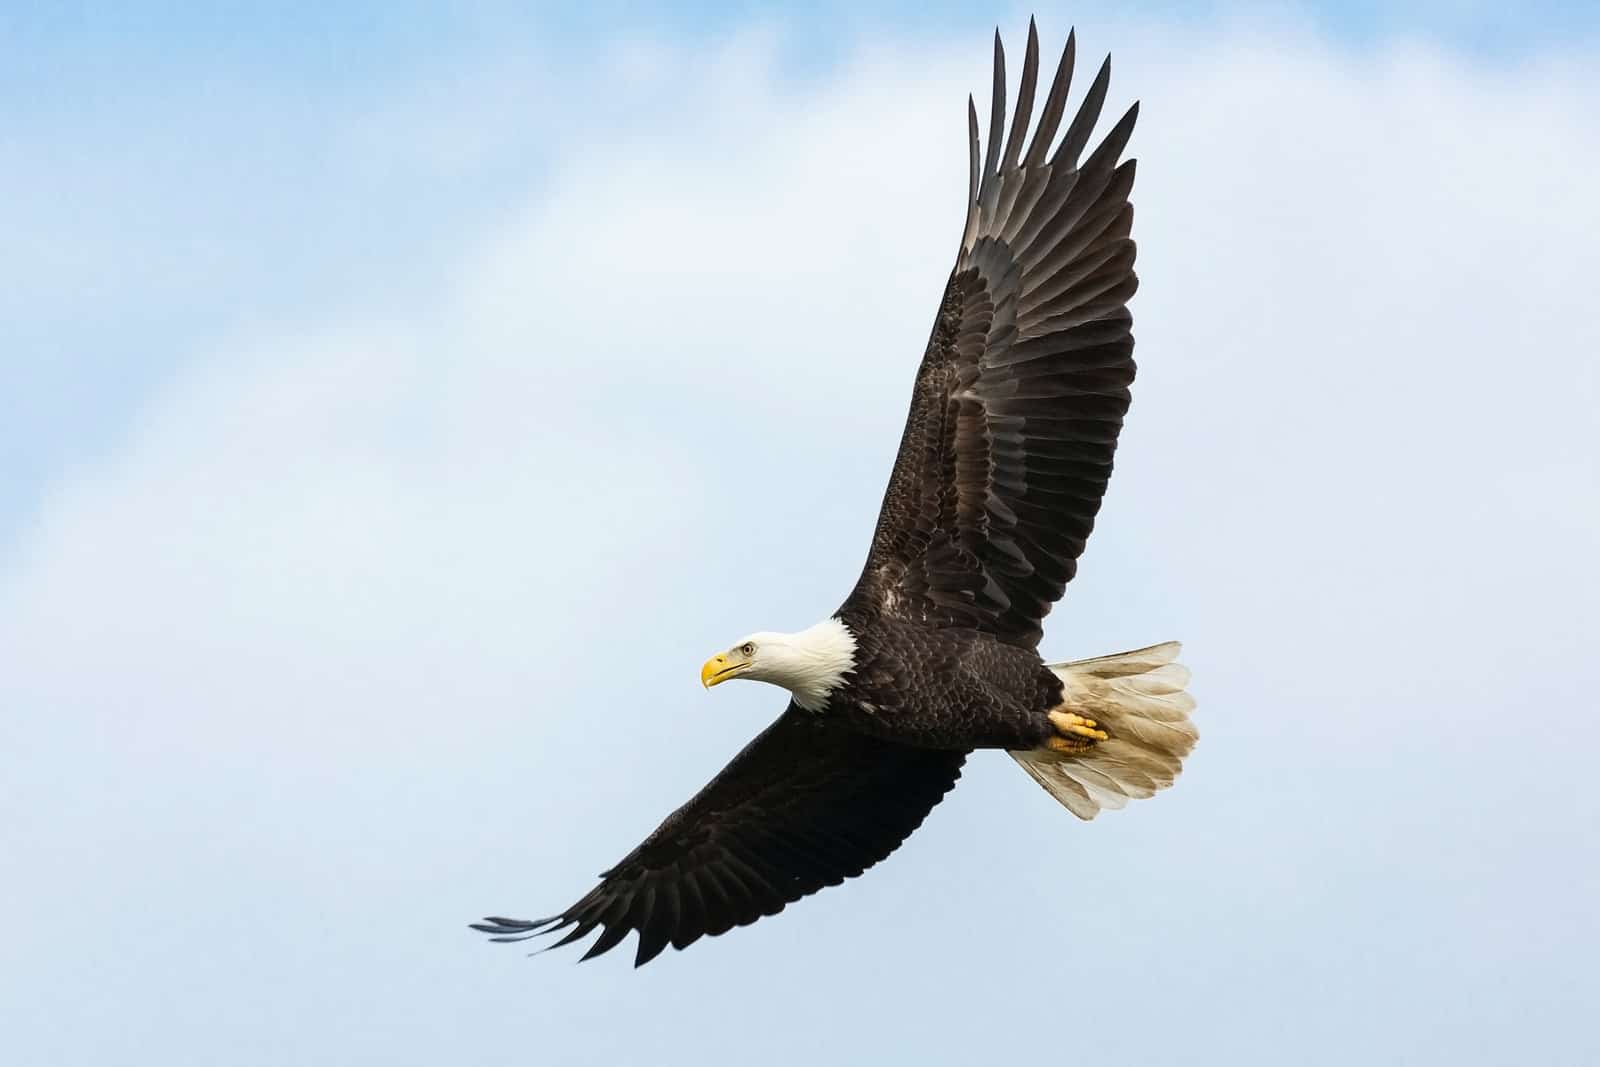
[1046,710,1109,752]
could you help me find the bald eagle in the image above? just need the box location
[473,20,1196,967]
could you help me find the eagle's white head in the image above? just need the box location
[700,618,857,712]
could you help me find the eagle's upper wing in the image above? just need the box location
[472,708,965,966]
[841,23,1140,649]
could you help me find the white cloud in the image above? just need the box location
[3,17,1597,1067]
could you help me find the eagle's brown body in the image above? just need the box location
[830,612,1061,751]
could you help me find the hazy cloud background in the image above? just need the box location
[3,4,1597,1064]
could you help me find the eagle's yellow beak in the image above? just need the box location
[701,652,746,689]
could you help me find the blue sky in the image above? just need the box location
[3,4,1599,1065]
[5,1,1600,561]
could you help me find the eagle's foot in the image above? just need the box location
[1046,710,1109,753]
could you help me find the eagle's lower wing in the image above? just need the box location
[473,707,966,966]
[842,22,1139,649]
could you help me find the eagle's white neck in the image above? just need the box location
[748,618,857,712]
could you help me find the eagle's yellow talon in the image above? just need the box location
[1048,709,1110,749]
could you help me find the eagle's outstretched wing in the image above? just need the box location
[473,708,965,966]
[842,21,1140,649]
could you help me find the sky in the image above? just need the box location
[3,3,1598,1065]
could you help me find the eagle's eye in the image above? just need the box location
[740,643,756,657]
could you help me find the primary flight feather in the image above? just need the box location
[473,18,1196,968]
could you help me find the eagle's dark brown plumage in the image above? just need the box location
[473,19,1196,968]
[843,26,1137,651]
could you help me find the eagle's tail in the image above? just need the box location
[1010,641,1197,821]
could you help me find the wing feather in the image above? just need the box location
[1022,27,1075,169]
[843,25,1141,648]
[472,708,965,966]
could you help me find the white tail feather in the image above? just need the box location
[1010,641,1197,821]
